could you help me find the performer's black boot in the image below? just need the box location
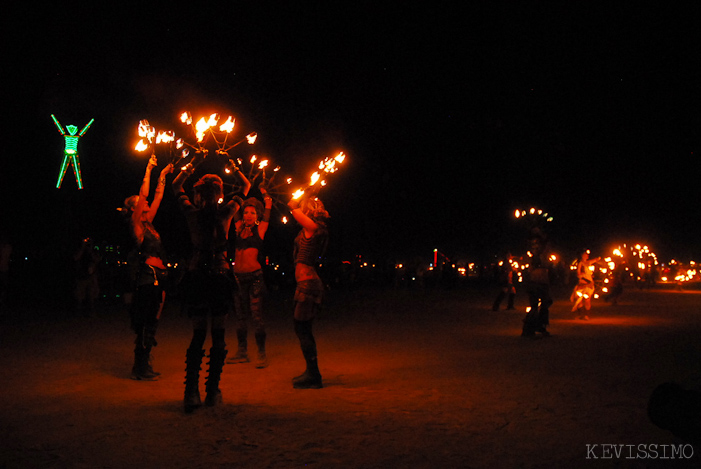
[131,338,158,381]
[205,347,228,406]
[255,331,268,369]
[506,293,516,310]
[293,319,322,389]
[144,321,160,376]
[184,348,204,413]
[492,291,505,311]
[227,327,249,363]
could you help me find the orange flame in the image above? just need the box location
[195,117,209,142]
[156,130,175,144]
[207,113,220,127]
[310,171,320,186]
[219,116,235,133]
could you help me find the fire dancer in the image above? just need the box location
[287,193,329,389]
[228,185,273,368]
[521,229,555,337]
[123,155,172,380]
[571,249,600,319]
[172,160,243,412]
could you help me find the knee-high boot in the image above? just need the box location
[143,321,159,376]
[184,348,204,413]
[227,327,249,363]
[293,319,322,389]
[492,291,506,311]
[255,331,268,369]
[506,293,516,310]
[131,335,158,381]
[205,347,228,406]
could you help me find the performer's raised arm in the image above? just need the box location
[236,164,252,197]
[172,162,195,196]
[147,163,173,223]
[258,184,273,239]
[131,156,158,240]
[288,195,318,237]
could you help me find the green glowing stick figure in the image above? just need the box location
[52,114,94,189]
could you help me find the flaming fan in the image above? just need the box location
[229,153,294,221]
[514,207,553,239]
[285,151,347,223]
[134,119,187,165]
[176,111,258,193]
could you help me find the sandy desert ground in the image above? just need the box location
[1,283,700,468]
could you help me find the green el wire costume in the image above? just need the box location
[52,114,94,189]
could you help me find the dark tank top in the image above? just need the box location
[139,222,166,260]
[294,228,328,267]
[236,225,263,251]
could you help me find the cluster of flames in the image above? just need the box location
[514,207,554,223]
[135,112,346,220]
[291,152,346,200]
[566,243,665,300]
[664,259,698,283]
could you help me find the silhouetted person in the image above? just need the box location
[73,237,101,317]
[648,381,701,445]
[173,161,242,412]
[521,230,554,337]
[604,265,624,305]
[492,255,516,311]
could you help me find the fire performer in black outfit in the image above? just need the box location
[172,159,244,412]
[521,229,555,337]
[287,193,329,389]
[124,155,172,380]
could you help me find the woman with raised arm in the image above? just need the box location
[172,158,245,413]
[124,155,173,380]
[228,185,273,368]
[287,193,329,389]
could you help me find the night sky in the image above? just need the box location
[4,4,701,265]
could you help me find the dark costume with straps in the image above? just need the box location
[293,227,328,306]
[130,220,167,380]
[291,224,328,389]
[175,185,238,412]
[176,191,235,316]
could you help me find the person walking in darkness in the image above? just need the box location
[287,193,329,389]
[492,255,517,311]
[172,159,244,412]
[521,229,555,338]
